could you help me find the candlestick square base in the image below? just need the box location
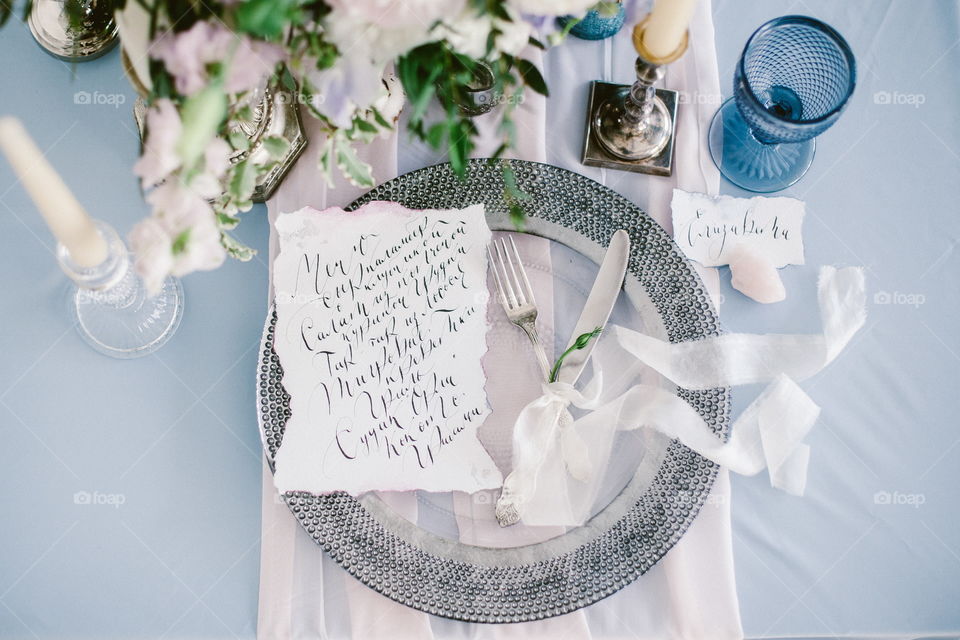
[581,81,679,177]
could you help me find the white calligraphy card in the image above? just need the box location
[271,201,502,495]
[671,189,805,268]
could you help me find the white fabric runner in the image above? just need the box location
[259,1,743,636]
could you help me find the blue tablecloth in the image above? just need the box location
[1,1,958,637]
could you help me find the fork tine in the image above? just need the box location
[508,236,537,306]
[487,247,507,306]
[494,240,519,308]
[500,238,527,306]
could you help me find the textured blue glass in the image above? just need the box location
[709,15,856,192]
[734,16,856,144]
[560,5,626,41]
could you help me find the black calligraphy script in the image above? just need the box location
[290,215,487,471]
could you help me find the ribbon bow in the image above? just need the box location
[496,266,866,527]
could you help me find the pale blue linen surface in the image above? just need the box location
[0,1,957,637]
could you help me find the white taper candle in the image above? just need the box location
[0,117,108,268]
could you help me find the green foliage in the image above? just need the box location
[171,229,190,256]
[262,136,290,159]
[227,158,258,204]
[177,84,228,167]
[334,132,375,188]
[235,0,302,40]
[220,232,256,261]
[0,0,563,263]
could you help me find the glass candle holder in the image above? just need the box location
[28,0,118,61]
[58,220,184,358]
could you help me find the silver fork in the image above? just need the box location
[488,236,552,380]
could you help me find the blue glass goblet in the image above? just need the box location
[708,16,856,192]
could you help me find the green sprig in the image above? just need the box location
[548,327,602,383]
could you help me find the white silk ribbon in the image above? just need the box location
[496,266,866,527]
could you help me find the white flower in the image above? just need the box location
[432,12,492,60]
[325,0,464,42]
[495,9,534,56]
[189,137,234,199]
[129,217,174,295]
[130,181,226,295]
[133,98,183,188]
[433,5,532,60]
[373,74,405,128]
[508,0,598,15]
[304,53,387,128]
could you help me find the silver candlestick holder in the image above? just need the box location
[28,0,118,61]
[582,15,689,176]
[59,220,183,359]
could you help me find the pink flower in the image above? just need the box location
[225,38,284,94]
[151,21,283,96]
[133,98,182,188]
[151,22,231,95]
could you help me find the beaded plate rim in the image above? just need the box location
[257,159,730,623]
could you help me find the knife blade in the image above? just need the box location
[555,229,630,385]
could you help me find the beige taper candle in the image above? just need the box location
[643,0,697,59]
[0,117,108,267]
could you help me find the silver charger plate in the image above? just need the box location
[257,159,730,623]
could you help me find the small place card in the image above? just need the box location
[271,201,502,495]
[671,189,805,268]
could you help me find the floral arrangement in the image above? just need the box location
[104,0,605,292]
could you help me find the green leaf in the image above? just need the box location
[334,135,375,188]
[171,229,190,256]
[426,123,446,149]
[235,0,299,39]
[280,66,297,93]
[548,327,602,382]
[397,49,442,125]
[353,118,378,135]
[346,116,378,144]
[0,0,12,28]
[228,130,250,152]
[216,212,240,230]
[371,107,392,130]
[220,232,256,261]
[516,58,549,97]
[177,84,228,168]
[317,136,335,188]
[508,202,525,231]
[228,160,258,202]
[262,135,290,159]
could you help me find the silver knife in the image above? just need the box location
[555,229,630,384]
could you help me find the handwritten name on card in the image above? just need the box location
[671,189,805,268]
[271,201,502,495]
